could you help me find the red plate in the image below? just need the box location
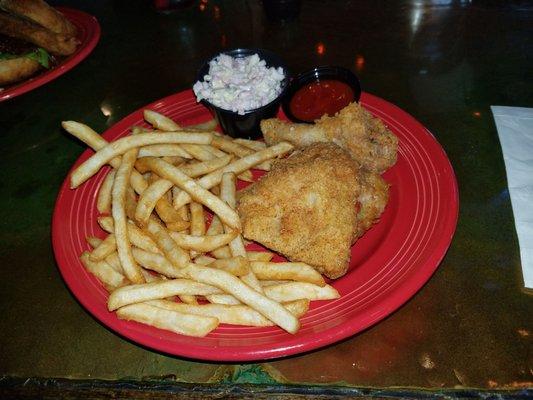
[52,90,458,361]
[0,8,100,102]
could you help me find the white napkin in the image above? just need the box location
[491,106,533,289]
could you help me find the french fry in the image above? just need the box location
[180,143,216,161]
[283,299,310,318]
[236,169,254,182]
[259,280,291,287]
[178,154,232,178]
[86,236,102,248]
[116,303,218,337]
[251,262,326,287]
[230,138,272,171]
[80,252,128,291]
[155,199,189,229]
[70,131,213,188]
[108,279,222,310]
[104,252,124,274]
[169,230,237,252]
[172,142,294,209]
[89,233,116,262]
[61,121,150,196]
[193,255,216,265]
[202,136,272,171]
[192,256,250,276]
[207,215,232,259]
[220,172,262,292]
[189,201,205,258]
[135,179,174,226]
[178,144,251,181]
[97,215,114,233]
[145,218,190,269]
[138,144,192,159]
[189,202,206,236]
[125,186,138,221]
[140,268,165,283]
[132,248,183,278]
[246,251,274,262]
[205,294,241,305]
[182,264,299,334]
[263,282,340,302]
[131,126,152,135]
[211,135,253,158]
[161,156,187,166]
[188,119,217,131]
[164,222,188,233]
[178,295,198,305]
[143,109,181,131]
[203,144,227,158]
[233,138,267,151]
[142,157,241,230]
[96,170,115,214]
[112,148,145,284]
[147,299,285,327]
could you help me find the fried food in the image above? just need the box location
[261,102,398,174]
[238,143,361,279]
[0,0,77,37]
[0,10,78,56]
[355,170,389,240]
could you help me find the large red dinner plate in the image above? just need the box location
[0,7,100,102]
[52,90,458,361]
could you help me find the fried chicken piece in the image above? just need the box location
[0,10,78,55]
[0,0,77,37]
[238,143,361,279]
[355,170,389,241]
[261,102,398,174]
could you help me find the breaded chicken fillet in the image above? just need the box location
[261,102,398,174]
[238,143,361,279]
[355,170,389,241]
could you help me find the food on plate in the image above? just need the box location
[0,0,77,36]
[0,0,79,85]
[261,102,398,174]
[193,52,285,114]
[238,142,362,279]
[0,34,49,85]
[289,79,355,122]
[355,169,390,240]
[63,110,343,337]
[116,303,219,338]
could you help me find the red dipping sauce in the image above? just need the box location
[289,79,355,122]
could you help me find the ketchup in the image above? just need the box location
[289,79,354,122]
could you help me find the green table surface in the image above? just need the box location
[1,0,531,397]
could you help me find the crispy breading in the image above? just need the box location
[355,170,389,241]
[261,102,398,174]
[238,143,360,279]
[0,10,78,56]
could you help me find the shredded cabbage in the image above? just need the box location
[193,53,285,115]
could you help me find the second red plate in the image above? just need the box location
[0,7,100,102]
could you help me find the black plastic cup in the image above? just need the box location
[281,66,362,124]
[195,48,289,139]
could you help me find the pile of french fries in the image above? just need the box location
[63,110,340,337]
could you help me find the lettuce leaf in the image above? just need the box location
[26,48,51,68]
[0,48,51,68]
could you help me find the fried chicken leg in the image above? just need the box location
[261,102,398,174]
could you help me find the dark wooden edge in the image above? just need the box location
[1,377,532,399]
